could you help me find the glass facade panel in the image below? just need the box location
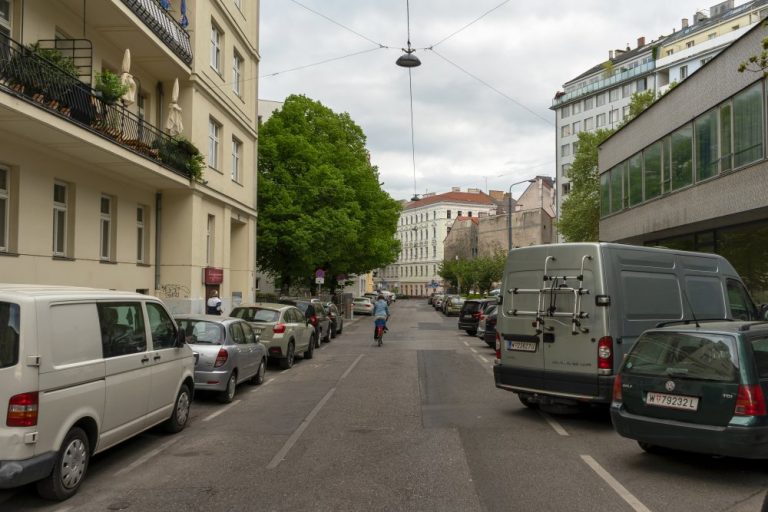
[628,154,642,206]
[695,109,718,181]
[600,172,610,217]
[643,142,662,200]
[610,163,623,213]
[720,103,732,172]
[670,125,693,190]
[733,83,763,168]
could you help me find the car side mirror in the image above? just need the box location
[175,329,186,348]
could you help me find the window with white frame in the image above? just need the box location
[561,125,571,137]
[231,137,242,182]
[561,144,570,157]
[562,163,571,178]
[137,206,146,263]
[206,214,215,265]
[584,97,593,111]
[210,23,222,73]
[0,167,7,251]
[680,65,689,80]
[100,195,112,261]
[584,116,594,131]
[208,117,221,168]
[53,181,68,256]
[233,50,243,96]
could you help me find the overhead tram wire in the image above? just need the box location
[288,0,393,49]
[259,46,386,79]
[403,0,420,201]
[426,0,512,49]
[427,48,554,126]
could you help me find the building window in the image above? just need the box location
[686,41,695,48]
[610,162,625,212]
[708,32,717,40]
[561,125,571,138]
[0,0,10,36]
[561,144,570,157]
[0,167,7,251]
[233,51,243,96]
[584,97,594,111]
[584,116,594,131]
[733,83,763,167]
[572,120,581,134]
[208,117,221,168]
[572,141,579,154]
[695,109,718,182]
[596,93,606,107]
[666,49,674,56]
[627,154,642,207]
[231,137,242,182]
[622,84,632,98]
[447,210,451,219]
[562,163,571,178]
[234,0,242,10]
[609,109,620,124]
[609,88,620,102]
[137,206,146,263]
[622,105,630,120]
[669,124,693,190]
[572,102,581,115]
[100,195,113,261]
[210,23,222,73]
[206,214,215,265]
[596,113,606,127]
[600,172,610,217]
[561,107,570,119]
[636,78,647,92]
[680,65,688,80]
[468,211,472,217]
[643,141,662,200]
[53,181,68,256]
[562,183,571,196]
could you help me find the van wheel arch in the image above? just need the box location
[72,417,98,455]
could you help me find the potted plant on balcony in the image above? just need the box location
[152,135,205,182]
[95,69,128,104]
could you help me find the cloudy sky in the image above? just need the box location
[259,0,716,201]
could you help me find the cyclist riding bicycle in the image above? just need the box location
[372,294,390,339]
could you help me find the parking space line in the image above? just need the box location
[539,411,570,436]
[267,388,336,469]
[463,341,470,347]
[581,455,652,512]
[478,355,489,363]
[202,399,241,422]
[470,348,478,354]
[340,354,363,381]
[252,378,275,391]
[114,436,182,477]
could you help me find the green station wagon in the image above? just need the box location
[611,321,768,459]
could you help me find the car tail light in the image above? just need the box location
[7,392,39,427]
[310,315,318,327]
[735,384,767,416]
[495,332,501,360]
[472,312,482,319]
[612,374,622,403]
[273,322,286,334]
[214,348,228,368]
[597,337,613,373]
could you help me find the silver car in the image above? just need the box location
[353,297,374,315]
[175,315,267,403]
[230,303,315,370]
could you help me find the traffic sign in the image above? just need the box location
[315,277,325,285]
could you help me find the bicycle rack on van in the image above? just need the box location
[506,255,592,335]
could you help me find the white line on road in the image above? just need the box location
[340,354,364,381]
[252,378,275,391]
[581,455,652,512]
[267,388,336,469]
[470,348,478,354]
[463,341,470,347]
[478,355,489,363]
[202,399,242,422]
[539,411,570,436]
[114,436,183,477]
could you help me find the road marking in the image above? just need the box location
[539,411,570,436]
[340,354,364,381]
[463,341,470,347]
[470,348,478,354]
[478,355,489,363]
[52,507,73,512]
[202,399,242,422]
[252,378,275,391]
[267,388,336,469]
[581,455,652,512]
[114,436,182,477]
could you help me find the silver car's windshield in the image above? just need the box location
[177,319,224,344]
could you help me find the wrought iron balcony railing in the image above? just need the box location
[120,0,193,66]
[0,33,200,180]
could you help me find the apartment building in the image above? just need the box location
[0,0,259,313]
[379,188,497,297]
[598,21,768,301]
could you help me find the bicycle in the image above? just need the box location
[374,317,387,347]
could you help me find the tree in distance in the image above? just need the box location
[257,94,401,292]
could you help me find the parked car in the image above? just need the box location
[231,303,316,369]
[441,294,458,314]
[278,299,331,347]
[0,286,194,501]
[611,321,768,459]
[353,297,374,315]
[324,302,344,338]
[494,243,758,410]
[459,298,498,335]
[482,306,498,348]
[444,296,465,316]
[380,290,395,304]
[176,315,266,401]
[428,293,435,305]
[364,292,379,303]
[433,293,445,310]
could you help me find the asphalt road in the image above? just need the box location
[2,299,768,511]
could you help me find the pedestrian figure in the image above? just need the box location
[206,290,222,315]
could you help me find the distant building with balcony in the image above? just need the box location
[0,0,260,313]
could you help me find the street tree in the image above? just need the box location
[258,95,401,291]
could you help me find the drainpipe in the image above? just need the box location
[155,193,162,291]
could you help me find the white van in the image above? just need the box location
[0,285,195,500]
[493,243,758,410]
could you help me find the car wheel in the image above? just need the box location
[304,336,315,359]
[518,394,538,409]
[163,383,192,433]
[218,371,237,403]
[280,342,295,370]
[250,358,266,385]
[465,329,476,336]
[36,427,90,501]
[323,325,331,343]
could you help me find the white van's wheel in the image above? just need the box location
[37,427,90,501]
[163,384,191,433]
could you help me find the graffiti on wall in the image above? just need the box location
[157,283,190,299]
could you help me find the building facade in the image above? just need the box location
[598,21,768,301]
[0,0,259,313]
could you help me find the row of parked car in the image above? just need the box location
[0,286,348,501]
[352,291,397,316]
[428,292,465,316]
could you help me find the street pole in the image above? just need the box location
[507,179,536,251]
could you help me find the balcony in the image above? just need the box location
[0,34,200,180]
[552,61,656,108]
[120,0,193,66]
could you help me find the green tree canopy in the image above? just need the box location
[257,95,401,290]
[438,251,506,294]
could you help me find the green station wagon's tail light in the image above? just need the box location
[612,374,622,403]
[735,384,767,416]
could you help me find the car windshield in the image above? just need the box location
[177,319,225,345]
[623,331,739,382]
[231,307,279,323]
[0,302,20,369]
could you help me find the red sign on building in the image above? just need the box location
[203,267,224,285]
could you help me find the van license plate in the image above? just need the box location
[508,340,537,352]
[646,392,699,411]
